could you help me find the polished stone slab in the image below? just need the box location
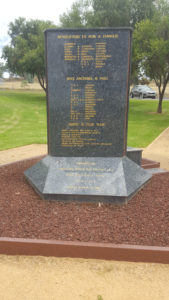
[127,147,142,165]
[45,28,132,157]
[24,155,151,203]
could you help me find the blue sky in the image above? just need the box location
[0,0,74,60]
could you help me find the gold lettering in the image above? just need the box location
[68,186,101,190]
[76,162,96,165]
[76,77,93,80]
[68,123,79,126]
[88,35,96,38]
[67,77,75,80]
[99,77,108,80]
[103,34,118,38]
[64,43,76,61]
[96,42,111,68]
[58,35,80,39]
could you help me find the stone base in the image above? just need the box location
[24,156,151,204]
[127,147,142,165]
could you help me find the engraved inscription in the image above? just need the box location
[59,160,114,191]
[96,42,111,68]
[85,84,96,120]
[61,78,111,148]
[47,29,130,156]
[64,42,111,68]
[60,34,116,149]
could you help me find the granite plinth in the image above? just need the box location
[127,147,142,165]
[24,156,151,203]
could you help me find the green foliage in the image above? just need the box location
[133,15,169,112]
[129,0,156,26]
[154,0,169,16]
[59,0,92,28]
[24,73,34,83]
[139,77,150,85]
[2,18,56,92]
[59,0,157,28]
[59,0,132,27]
[0,62,6,78]
[0,64,3,78]
[90,0,131,27]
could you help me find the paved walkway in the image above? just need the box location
[0,144,47,165]
[0,255,169,300]
[142,127,169,170]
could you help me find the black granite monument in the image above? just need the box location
[25,28,151,203]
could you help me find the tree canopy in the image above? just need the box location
[0,62,5,78]
[59,0,157,28]
[133,15,169,113]
[59,0,92,28]
[2,18,56,92]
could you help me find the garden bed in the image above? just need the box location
[0,157,169,247]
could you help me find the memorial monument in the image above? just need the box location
[25,28,151,203]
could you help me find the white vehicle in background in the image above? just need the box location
[130,85,156,99]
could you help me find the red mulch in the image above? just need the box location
[0,157,169,247]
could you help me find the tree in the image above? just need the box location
[129,0,156,27]
[0,62,5,78]
[59,0,131,27]
[2,18,56,92]
[90,0,131,27]
[59,0,157,28]
[133,16,169,113]
[59,0,92,28]
[154,0,169,16]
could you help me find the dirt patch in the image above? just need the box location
[0,157,169,247]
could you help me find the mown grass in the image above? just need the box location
[0,90,47,150]
[0,90,169,150]
[128,99,169,147]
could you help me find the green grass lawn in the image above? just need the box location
[0,90,169,150]
[0,90,47,150]
[128,99,169,147]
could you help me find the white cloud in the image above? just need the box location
[0,0,75,57]
[0,0,74,23]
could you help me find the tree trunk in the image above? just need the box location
[157,83,166,113]
[37,74,46,93]
[157,94,163,113]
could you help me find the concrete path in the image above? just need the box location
[0,255,169,300]
[142,127,169,170]
[0,144,47,165]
